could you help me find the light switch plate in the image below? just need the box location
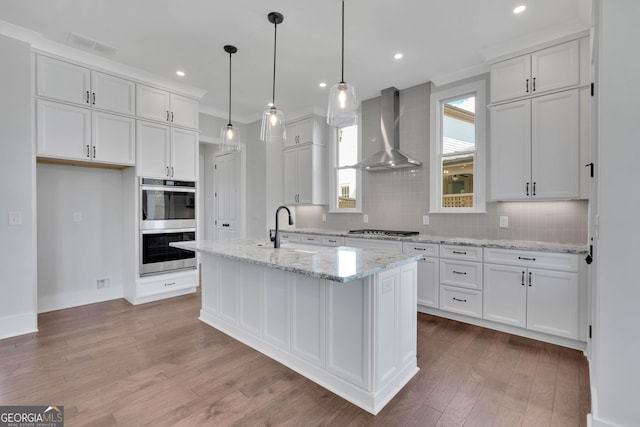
[363,214,369,223]
[422,215,430,226]
[73,212,83,222]
[8,211,22,226]
[499,216,509,228]
[322,213,327,222]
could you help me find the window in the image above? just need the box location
[430,80,486,213]
[331,124,361,212]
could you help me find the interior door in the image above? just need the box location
[215,151,240,241]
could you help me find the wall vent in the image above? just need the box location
[68,32,118,55]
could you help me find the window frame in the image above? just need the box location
[429,79,487,213]
[329,122,362,213]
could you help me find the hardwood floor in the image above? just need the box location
[0,293,591,426]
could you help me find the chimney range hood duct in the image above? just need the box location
[350,87,422,171]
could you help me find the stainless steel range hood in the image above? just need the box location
[350,87,422,171]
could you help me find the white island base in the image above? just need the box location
[199,254,419,415]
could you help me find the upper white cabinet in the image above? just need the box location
[284,117,324,148]
[490,39,580,103]
[36,55,135,115]
[36,99,135,166]
[283,144,325,205]
[490,89,580,200]
[136,84,199,130]
[137,121,198,180]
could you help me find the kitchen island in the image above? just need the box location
[172,239,421,415]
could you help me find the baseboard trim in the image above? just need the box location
[0,311,38,339]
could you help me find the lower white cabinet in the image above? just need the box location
[483,249,580,340]
[126,269,198,305]
[439,285,483,318]
[438,245,483,318]
[36,99,135,166]
[403,242,439,309]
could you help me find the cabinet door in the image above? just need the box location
[169,94,199,129]
[489,100,532,200]
[526,268,579,339]
[490,54,531,103]
[531,40,580,95]
[296,118,314,144]
[483,264,527,328]
[36,55,90,106]
[170,128,198,181]
[296,145,314,203]
[137,121,170,178]
[136,84,170,123]
[531,90,580,199]
[284,122,298,148]
[91,71,135,115]
[417,257,439,308]
[92,112,135,165]
[283,148,298,203]
[36,99,91,161]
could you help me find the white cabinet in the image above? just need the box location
[483,249,580,340]
[137,120,198,180]
[490,39,580,103]
[36,99,135,166]
[438,245,483,318]
[283,144,325,204]
[136,84,199,129]
[344,238,403,252]
[490,89,580,200]
[284,117,318,148]
[36,55,135,115]
[403,242,439,309]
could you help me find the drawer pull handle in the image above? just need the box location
[528,272,532,287]
[164,282,176,287]
[414,247,426,251]
[521,271,525,286]
[452,297,467,303]
[518,256,536,261]
[328,240,337,243]
[307,238,315,241]
[452,250,467,255]
[452,270,467,275]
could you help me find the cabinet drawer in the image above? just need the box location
[136,272,197,298]
[484,248,579,272]
[440,259,483,290]
[344,238,403,252]
[322,236,345,247]
[403,242,439,257]
[299,234,322,245]
[439,285,482,318]
[279,232,300,242]
[440,244,482,262]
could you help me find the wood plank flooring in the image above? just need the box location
[0,293,591,426]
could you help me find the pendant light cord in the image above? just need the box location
[341,0,345,84]
[228,50,232,126]
[272,20,278,106]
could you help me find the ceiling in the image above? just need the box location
[0,0,591,123]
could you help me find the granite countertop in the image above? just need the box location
[171,239,422,283]
[278,228,589,254]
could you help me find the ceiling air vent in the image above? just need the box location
[68,32,117,55]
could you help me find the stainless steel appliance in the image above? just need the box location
[348,229,419,237]
[139,178,197,276]
[140,178,196,230]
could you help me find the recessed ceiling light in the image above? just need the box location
[176,70,185,77]
[319,82,327,88]
[513,5,526,14]
[394,53,403,60]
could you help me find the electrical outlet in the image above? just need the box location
[363,214,369,223]
[422,215,430,226]
[8,211,22,226]
[322,213,327,222]
[499,216,509,228]
[96,277,110,289]
[73,212,83,222]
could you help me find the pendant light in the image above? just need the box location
[260,12,287,143]
[221,45,240,152]
[327,0,358,127]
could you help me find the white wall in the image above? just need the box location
[591,1,640,426]
[36,163,125,312]
[246,120,267,238]
[0,35,37,339]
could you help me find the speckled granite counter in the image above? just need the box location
[172,239,421,283]
[278,228,589,254]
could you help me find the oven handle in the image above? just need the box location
[141,228,196,235]
[140,185,196,193]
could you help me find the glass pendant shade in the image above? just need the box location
[221,123,240,152]
[327,81,358,127]
[260,106,286,143]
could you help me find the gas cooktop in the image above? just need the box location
[348,229,419,237]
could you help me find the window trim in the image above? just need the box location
[429,79,487,213]
[329,122,362,213]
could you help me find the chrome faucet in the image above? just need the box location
[274,205,294,248]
